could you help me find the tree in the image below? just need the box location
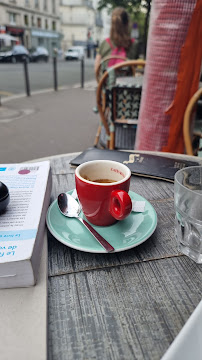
[97,0,151,57]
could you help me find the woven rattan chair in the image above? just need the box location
[95,55,128,83]
[94,56,129,143]
[183,87,202,156]
[95,59,146,150]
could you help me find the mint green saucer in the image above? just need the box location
[46,190,157,253]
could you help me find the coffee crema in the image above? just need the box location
[83,175,116,183]
[92,179,116,183]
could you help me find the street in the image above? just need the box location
[0,55,98,163]
[0,86,98,163]
[0,58,95,96]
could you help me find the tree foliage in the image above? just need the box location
[97,0,142,14]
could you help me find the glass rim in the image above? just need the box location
[174,165,202,195]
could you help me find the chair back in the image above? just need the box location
[96,59,146,150]
[95,55,128,83]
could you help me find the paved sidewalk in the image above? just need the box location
[0,81,98,163]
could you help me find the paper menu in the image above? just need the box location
[0,161,50,263]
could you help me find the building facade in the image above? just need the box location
[60,0,104,57]
[0,0,62,55]
[92,0,110,42]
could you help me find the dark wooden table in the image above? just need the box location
[47,151,202,360]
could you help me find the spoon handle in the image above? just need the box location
[78,217,114,253]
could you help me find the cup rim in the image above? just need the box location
[174,165,202,195]
[75,160,131,186]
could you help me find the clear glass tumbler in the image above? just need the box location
[174,166,202,263]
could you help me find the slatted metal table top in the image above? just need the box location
[47,151,202,360]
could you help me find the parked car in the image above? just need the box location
[0,45,29,63]
[64,46,85,60]
[29,46,49,62]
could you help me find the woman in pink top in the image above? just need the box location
[94,7,137,75]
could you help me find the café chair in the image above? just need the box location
[95,59,146,150]
[93,56,128,119]
[95,55,128,83]
[94,55,128,144]
[183,87,202,156]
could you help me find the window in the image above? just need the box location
[39,39,44,46]
[25,0,30,6]
[31,15,35,27]
[34,0,39,8]
[37,17,41,28]
[44,0,47,11]
[9,13,17,25]
[52,21,56,31]
[24,15,29,26]
[52,0,56,13]
[45,19,48,30]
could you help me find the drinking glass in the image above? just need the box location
[174,166,202,263]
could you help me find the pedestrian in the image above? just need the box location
[94,7,138,76]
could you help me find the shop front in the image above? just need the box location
[6,26,24,44]
[31,30,62,56]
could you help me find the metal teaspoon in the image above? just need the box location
[57,193,114,253]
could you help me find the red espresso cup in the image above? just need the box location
[75,160,132,226]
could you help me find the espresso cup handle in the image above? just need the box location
[110,190,132,221]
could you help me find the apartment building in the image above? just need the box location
[92,0,110,41]
[0,0,62,54]
[60,0,104,56]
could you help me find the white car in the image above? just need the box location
[64,46,85,60]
